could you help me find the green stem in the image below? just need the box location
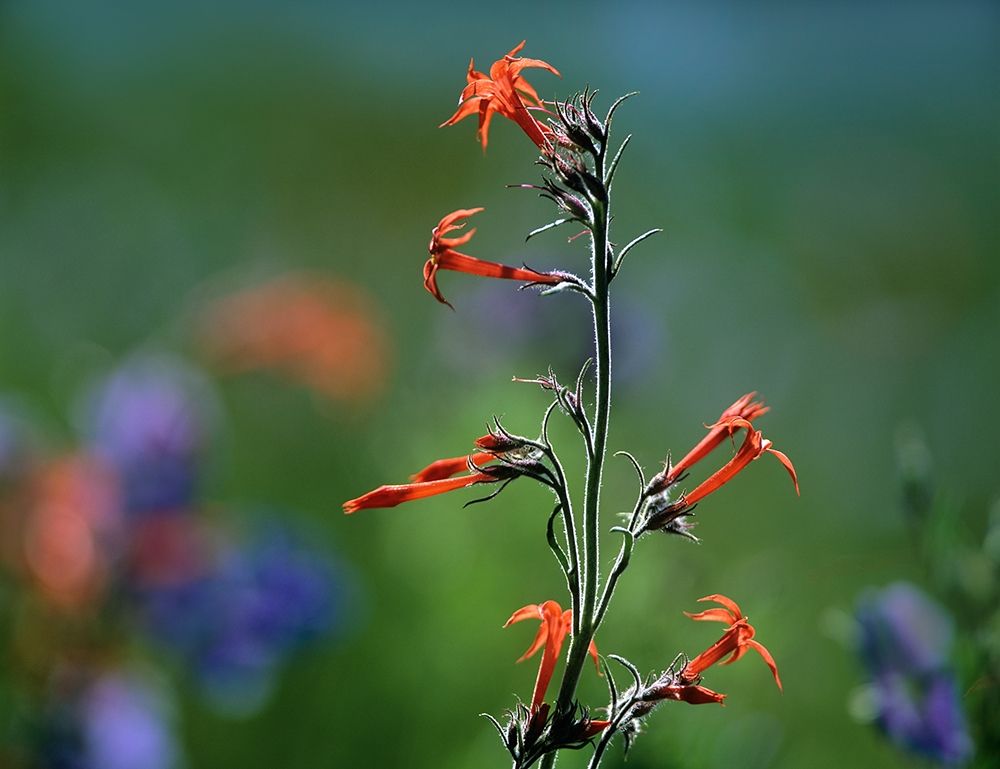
[549,452,581,620]
[539,187,612,769]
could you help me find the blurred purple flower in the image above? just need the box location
[856,582,972,765]
[81,354,216,516]
[135,519,339,715]
[33,668,181,769]
[81,672,180,769]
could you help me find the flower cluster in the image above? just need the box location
[343,41,799,768]
[0,351,347,765]
[599,595,781,752]
[638,392,798,540]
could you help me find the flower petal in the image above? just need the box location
[517,622,549,663]
[439,96,484,128]
[432,208,484,238]
[422,258,452,309]
[746,639,783,691]
[588,638,600,670]
[504,604,543,627]
[766,447,800,496]
[683,608,738,625]
[697,594,743,620]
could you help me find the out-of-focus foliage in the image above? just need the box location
[1,2,998,768]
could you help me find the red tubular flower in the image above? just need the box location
[343,470,502,514]
[682,417,799,505]
[680,594,782,691]
[646,683,726,706]
[409,453,494,483]
[440,40,560,151]
[424,208,562,308]
[408,431,525,482]
[504,600,599,713]
[668,393,769,482]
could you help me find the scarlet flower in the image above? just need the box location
[645,682,726,706]
[682,417,799,505]
[408,431,526,482]
[680,594,782,691]
[424,208,562,308]
[409,453,494,483]
[342,469,506,514]
[505,600,599,713]
[440,41,560,151]
[669,393,769,482]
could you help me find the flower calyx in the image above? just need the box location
[549,89,606,158]
[486,701,609,769]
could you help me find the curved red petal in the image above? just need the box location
[437,226,477,249]
[684,608,738,625]
[422,258,452,309]
[440,96,484,128]
[767,447,800,496]
[517,622,549,663]
[588,638,600,670]
[697,594,743,619]
[504,604,543,628]
[509,57,561,79]
[433,208,484,237]
[747,639,783,691]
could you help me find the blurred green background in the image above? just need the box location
[2,2,998,767]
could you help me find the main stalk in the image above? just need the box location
[540,187,611,768]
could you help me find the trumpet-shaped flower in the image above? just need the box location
[504,600,599,713]
[646,393,769,495]
[680,594,782,691]
[342,467,513,514]
[682,417,799,505]
[409,453,494,483]
[645,682,727,706]
[440,41,560,151]
[670,393,769,481]
[424,209,562,308]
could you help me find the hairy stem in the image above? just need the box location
[540,165,612,769]
[594,492,647,627]
[547,448,581,621]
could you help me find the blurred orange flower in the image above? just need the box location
[198,274,389,405]
[19,455,121,609]
[440,40,560,151]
